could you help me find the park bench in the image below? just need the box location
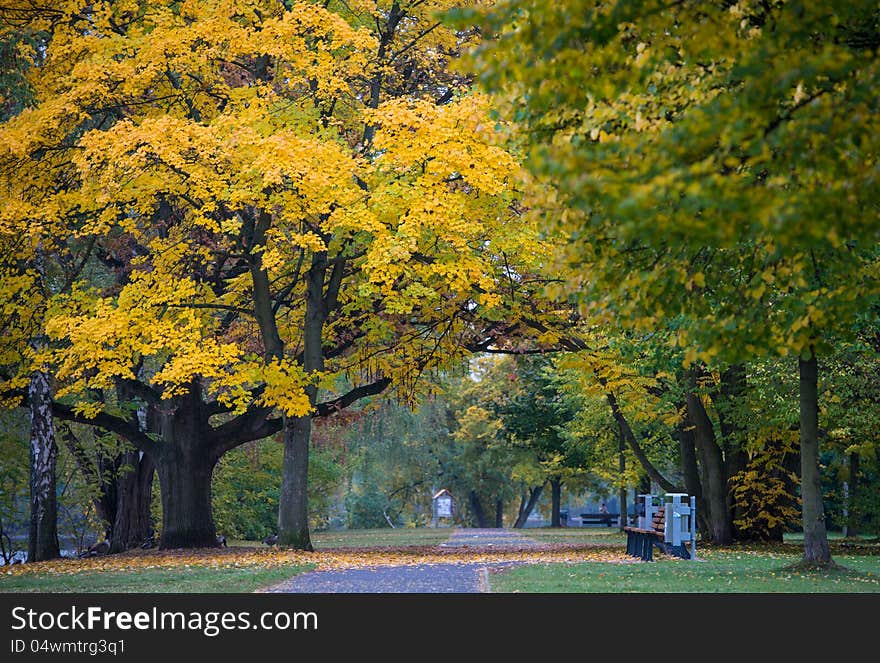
[579,512,618,526]
[623,493,696,561]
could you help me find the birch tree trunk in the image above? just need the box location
[27,243,60,563]
[27,368,60,562]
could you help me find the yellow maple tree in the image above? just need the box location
[0,0,561,550]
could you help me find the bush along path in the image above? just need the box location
[262,528,546,593]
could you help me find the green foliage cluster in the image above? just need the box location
[213,440,343,540]
[0,411,28,561]
[344,484,392,530]
[456,0,880,560]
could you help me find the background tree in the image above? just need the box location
[0,14,63,562]
[497,354,592,527]
[468,0,880,566]
[58,424,155,553]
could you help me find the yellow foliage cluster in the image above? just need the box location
[0,0,556,432]
[730,429,801,539]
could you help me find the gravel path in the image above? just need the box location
[264,529,539,593]
[440,528,543,549]
[264,562,502,593]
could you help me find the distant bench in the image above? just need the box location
[623,494,696,561]
[579,513,617,526]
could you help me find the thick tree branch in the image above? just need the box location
[602,385,680,493]
[115,377,162,404]
[208,405,280,458]
[51,402,154,454]
[165,303,255,317]
[323,255,346,314]
[314,377,392,417]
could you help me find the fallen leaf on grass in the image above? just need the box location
[1,544,630,578]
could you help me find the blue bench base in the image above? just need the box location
[625,529,691,561]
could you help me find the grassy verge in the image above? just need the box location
[0,563,314,593]
[489,551,880,593]
[519,527,626,545]
[784,532,878,541]
[229,527,453,550]
[311,527,453,548]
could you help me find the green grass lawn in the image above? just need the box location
[784,531,878,542]
[0,563,314,593]
[228,527,453,549]
[310,527,453,548]
[489,551,880,593]
[519,527,627,545]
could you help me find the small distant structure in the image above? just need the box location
[431,489,455,528]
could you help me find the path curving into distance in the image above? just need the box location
[262,528,542,593]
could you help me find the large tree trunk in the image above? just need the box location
[799,353,832,565]
[278,415,313,549]
[277,249,336,550]
[27,368,60,562]
[679,410,711,540]
[60,425,154,552]
[27,242,60,564]
[713,364,748,536]
[156,454,215,549]
[51,390,225,551]
[154,387,217,550]
[495,499,504,528]
[110,451,155,553]
[245,208,314,550]
[687,392,733,545]
[550,477,562,528]
[513,484,543,528]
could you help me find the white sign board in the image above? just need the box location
[435,496,452,518]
